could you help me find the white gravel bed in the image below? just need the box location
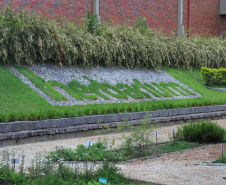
[205,86,226,92]
[8,65,201,106]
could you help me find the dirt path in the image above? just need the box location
[118,143,226,185]
[0,119,225,184]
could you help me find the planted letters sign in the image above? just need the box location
[10,66,201,106]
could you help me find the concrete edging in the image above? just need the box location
[0,105,225,146]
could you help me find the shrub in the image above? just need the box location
[0,8,226,70]
[201,67,226,86]
[175,121,225,143]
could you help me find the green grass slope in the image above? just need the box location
[0,65,226,123]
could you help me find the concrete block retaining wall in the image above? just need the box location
[0,105,225,146]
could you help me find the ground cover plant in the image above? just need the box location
[1,66,226,123]
[14,65,195,101]
[47,120,201,162]
[47,141,200,163]
[174,121,226,143]
[0,149,156,185]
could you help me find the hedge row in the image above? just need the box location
[201,67,226,86]
[0,8,226,69]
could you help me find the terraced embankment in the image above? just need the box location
[0,105,225,146]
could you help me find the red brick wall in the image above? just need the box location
[188,0,226,36]
[0,0,225,36]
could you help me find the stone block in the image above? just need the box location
[0,134,7,140]
[192,114,200,119]
[23,121,41,130]
[56,118,70,128]
[159,110,169,117]
[68,127,78,132]
[15,131,27,139]
[0,123,13,133]
[77,126,84,131]
[1,139,16,147]
[209,106,217,112]
[95,114,118,123]
[130,112,140,120]
[176,115,184,121]
[200,106,209,113]
[39,120,57,129]
[57,117,83,127]
[82,116,96,124]
[10,122,25,132]
[190,107,201,114]
[168,109,178,117]
[118,113,130,121]
[83,126,88,131]
[182,108,191,115]
[165,117,172,122]
[202,113,209,118]
[49,130,56,135]
[215,105,226,111]
[147,111,159,118]
[151,118,160,123]
[178,109,187,115]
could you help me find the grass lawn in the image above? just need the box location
[0,65,226,122]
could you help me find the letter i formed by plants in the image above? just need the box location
[53,34,63,67]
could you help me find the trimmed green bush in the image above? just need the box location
[175,121,225,143]
[201,67,226,86]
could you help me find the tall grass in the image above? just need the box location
[0,8,225,69]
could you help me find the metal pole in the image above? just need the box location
[4,0,6,13]
[93,0,101,23]
[178,0,184,36]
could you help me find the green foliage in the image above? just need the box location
[14,66,194,103]
[86,11,100,34]
[201,67,226,86]
[119,117,155,153]
[48,142,128,162]
[133,17,148,34]
[47,118,200,163]
[0,8,60,66]
[47,117,200,162]
[175,121,226,143]
[0,148,144,185]
[15,66,67,101]
[0,113,7,123]
[1,65,226,123]
[0,8,226,69]
[68,80,98,100]
[214,153,226,164]
[96,160,123,184]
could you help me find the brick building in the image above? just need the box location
[0,0,226,36]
